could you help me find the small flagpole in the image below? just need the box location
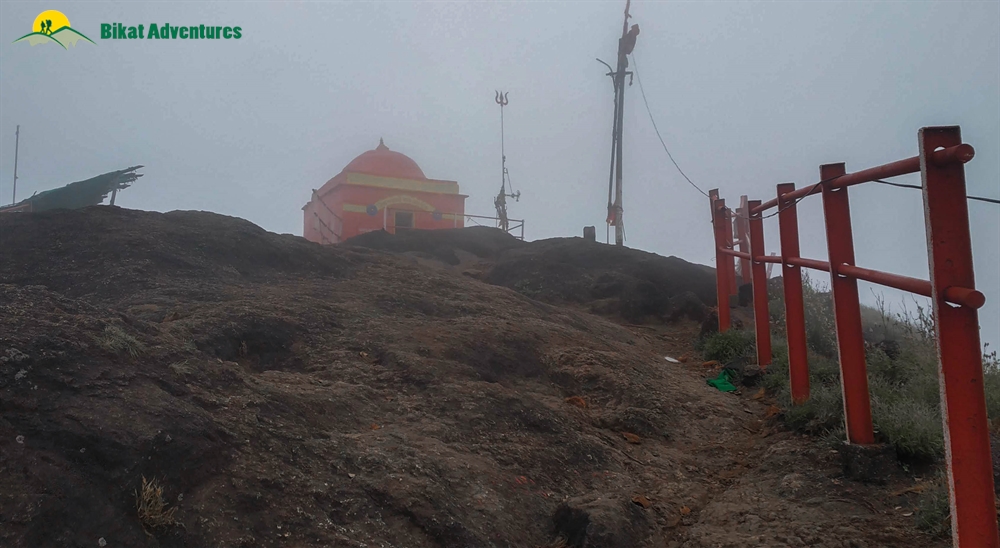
[12,125,19,204]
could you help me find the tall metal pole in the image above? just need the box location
[604,0,637,247]
[494,91,510,232]
[493,91,520,232]
[606,87,618,225]
[12,125,19,205]
[598,57,617,245]
[614,65,625,246]
[499,92,505,193]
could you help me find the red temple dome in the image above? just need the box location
[342,138,427,180]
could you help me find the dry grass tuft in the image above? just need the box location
[99,325,145,358]
[135,476,178,533]
[537,537,569,548]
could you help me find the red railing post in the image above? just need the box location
[710,190,731,332]
[747,199,772,367]
[820,163,875,445]
[920,126,999,547]
[776,182,810,404]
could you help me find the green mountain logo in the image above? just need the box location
[12,10,95,49]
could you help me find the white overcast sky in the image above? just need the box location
[1,1,998,347]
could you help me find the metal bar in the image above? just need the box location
[835,265,986,308]
[752,197,777,215]
[838,263,931,297]
[786,256,831,272]
[920,126,998,548]
[752,144,975,213]
[820,163,875,445]
[754,255,782,264]
[719,248,751,260]
[776,182,810,404]
[943,286,986,309]
[724,206,738,295]
[710,190,731,333]
[464,213,525,222]
[927,142,976,167]
[747,199,772,367]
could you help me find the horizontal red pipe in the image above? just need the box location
[751,144,975,213]
[754,255,782,264]
[752,198,777,215]
[827,156,921,191]
[838,263,931,297]
[837,264,985,309]
[929,143,975,166]
[719,247,751,260]
[786,256,831,272]
[943,286,987,310]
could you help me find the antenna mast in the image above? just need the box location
[12,125,19,205]
[494,91,520,233]
[598,0,639,246]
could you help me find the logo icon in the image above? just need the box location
[13,10,95,49]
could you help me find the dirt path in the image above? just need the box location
[621,323,946,548]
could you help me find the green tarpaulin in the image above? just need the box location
[707,370,738,392]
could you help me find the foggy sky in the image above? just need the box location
[1,1,998,347]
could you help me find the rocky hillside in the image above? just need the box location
[0,207,944,548]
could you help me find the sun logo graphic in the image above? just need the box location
[13,10,95,49]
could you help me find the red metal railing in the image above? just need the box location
[709,126,997,547]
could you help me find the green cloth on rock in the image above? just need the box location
[707,370,737,392]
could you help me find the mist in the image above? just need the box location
[1,0,997,346]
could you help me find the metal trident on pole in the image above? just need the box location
[494,91,519,233]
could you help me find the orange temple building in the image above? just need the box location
[302,139,467,243]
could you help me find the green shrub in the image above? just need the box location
[872,397,944,460]
[781,381,844,434]
[767,273,838,358]
[758,274,1000,462]
[761,275,962,459]
[984,347,1000,423]
[697,329,756,364]
[759,336,793,393]
[915,476,951,539]
[761,340,845,435]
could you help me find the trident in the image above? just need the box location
[494,91,518,232]
[494,90,518,203]
[495,90,509,169]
